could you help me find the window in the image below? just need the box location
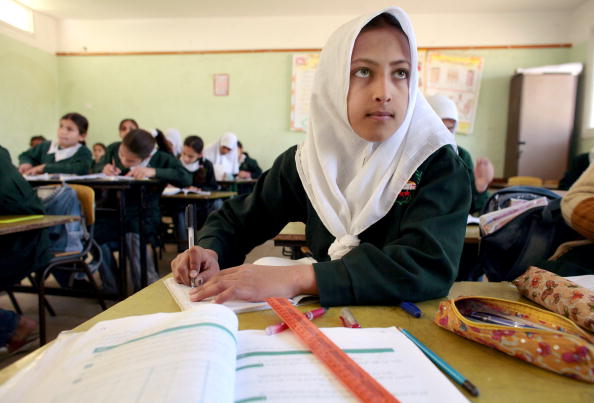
[0,0,34,33]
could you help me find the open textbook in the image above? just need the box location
[162,186,212,196]
[24,173,140,181]
[0,305,468,403]
[164,277,317,313]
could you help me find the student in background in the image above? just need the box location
[29,135,46,148]
[237,141,262,179]
[91,142,106,173]
[558,147,593,190]
[1,145,51,354]
[118,118,139,139]
[171,8,470,306]
[98,129,191,291]
[164,128,183,158]
[203,132,240,181]
[92,119,140,173]
[18,113,92,175]
[427,94,494,214]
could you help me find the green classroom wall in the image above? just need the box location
[0,34,58,163]
[2,30,592,174]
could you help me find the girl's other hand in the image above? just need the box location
[24,164,45,175]
[18,164,33,174]
[125,167,156,179]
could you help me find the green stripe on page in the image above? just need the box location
[236,348,393,360]
[93,322,236,353]
[235,397,267,403]
[236,363,264,372]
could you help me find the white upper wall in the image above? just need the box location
[57,12,573,53]
[0,10,56,53]
[571,0,594,44]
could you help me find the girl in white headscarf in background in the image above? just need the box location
[203,132,240,180]
[171,7,470,307]
[164,128,183,157]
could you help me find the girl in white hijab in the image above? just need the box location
[171,7,470,307]
[203,132,240,180]
[164,128,183,157]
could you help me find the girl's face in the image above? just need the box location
[118,144,143,168]
[219,146,231,155]
[57,119,85,148]
[347,25,411,142]
[181,145,201,165]
[92,145,105,161]
[119,120,138,139]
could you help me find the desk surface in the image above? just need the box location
[274,222,481,244]
[161,190,237,200]
[1,279,591,401]
[0,215,79,235]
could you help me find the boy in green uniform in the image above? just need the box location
[18,113,92,175]
[172,8,471,306]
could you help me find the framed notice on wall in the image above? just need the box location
[423,53,484,134]
[290,54,320,132]
[213,74,229,96]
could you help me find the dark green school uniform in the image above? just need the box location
[559,153,590,190]
[0,146,51,288]
[239,152,262,179]
[458,146,488,214]
[93,141,120,173]
[186,158,218,190]
[94,144,192,242]
[18,141,92,175]
[196,145,471,307]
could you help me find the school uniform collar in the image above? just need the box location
[48,140,82,162]
[295,7,456,260]
[182,159,201,172]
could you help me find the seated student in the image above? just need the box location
[427,94,494,214]
[203,132,240,181]
[558,147,593,190]
[171,8,471,306]
[29,135,46,149]
[92,118,140,173]
[18,113,92,175]
[0,145,52,353]
[237,141,262,179]
[91,142,106,173]
[164,128,183,158]
[98,129,191,291]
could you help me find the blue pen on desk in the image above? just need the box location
[400,301,422,318]
[185,205,198,288]
[399,327,479,397]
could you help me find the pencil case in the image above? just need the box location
[512,266,594,332]
[434,296,594,382]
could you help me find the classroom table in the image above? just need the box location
[161,190,237,201]
[0,215,79,236]
[217,178,258,194]
[0,279,590,402]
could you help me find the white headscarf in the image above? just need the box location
[48,140,81,162]
[165,128,183,157]
[296,7,456,260]
[203,132,240,180]
[427,94,459,131]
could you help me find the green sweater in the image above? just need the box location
[239,152,263,178]
[458,146,489,214]
[196,145,471,306]
[18,141,92,175]
[0,146,51,287]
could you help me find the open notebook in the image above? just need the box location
[162,187,212,196]
[0,305,468,403]
[164,277,317,313]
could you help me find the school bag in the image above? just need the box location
[478,188,580,282]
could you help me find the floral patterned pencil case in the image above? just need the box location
[434,296,594,382]
[512,266,594,332]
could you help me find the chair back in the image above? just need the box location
[507,176,543,186]
[68,184,95,226]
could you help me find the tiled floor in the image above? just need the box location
[0,240,287,370]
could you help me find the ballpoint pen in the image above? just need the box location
[400,301,422,318]
[399,327,479,397]
[185,205,198,288]
[265,307,327,335]
[340,307,361,328]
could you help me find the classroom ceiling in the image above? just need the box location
[19,0,588,19]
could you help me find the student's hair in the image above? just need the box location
[361,13,405,35]
[122,129,156,159]
[93,142,106,152]
[119,118,139,131]
[30,135,46,145]
[61,112,89,135]
[153,128,173,155]
[237,141,243,149]
[184,135,204,154]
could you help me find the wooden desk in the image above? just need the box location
[0,215,79,236]
[0,280,590,401]
[273,222,481,246]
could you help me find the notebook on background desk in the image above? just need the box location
[0,304,468,402]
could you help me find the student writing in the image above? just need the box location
[171,7,471,306]
[92,118,140,173]
[18,112,92,175]
[203,132,240,181]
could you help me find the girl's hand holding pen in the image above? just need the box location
[102,163,121,176]
[171,246,220,287]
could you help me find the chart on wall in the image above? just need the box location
[422,53,484,134]
[290,54,320,132]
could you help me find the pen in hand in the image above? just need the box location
[185,205,198,288]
